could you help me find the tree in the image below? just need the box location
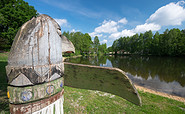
[143,30,153,54]
[112,40,119,55]
[98,43,107,54]
[161,29,170,55]
[152,31,160,55]
[138,33,144,54]
[107,46,113,52]
[181,29,185,55]
[71,32,83,54]
[81,33,93,54]
[117,37,124,52]
[93,36,100,54]
[63,31,94,55]
[0,0,38,49]
[130,33,139,53]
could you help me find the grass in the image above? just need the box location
[0,52,9,114]
[0,52,8,62]
[0,52,185,113]
[64,86,185,114]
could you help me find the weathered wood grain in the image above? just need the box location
[64,62,142,106]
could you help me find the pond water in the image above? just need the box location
[65,55,185,98]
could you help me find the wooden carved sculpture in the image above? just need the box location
[6,14,141,114]
[6,14,74,114]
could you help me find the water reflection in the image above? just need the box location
[65,55,185,97]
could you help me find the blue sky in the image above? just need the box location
[24,0,185,47]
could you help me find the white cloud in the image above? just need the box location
[109,29,135,39]
[102,35,108,39]
[108,22,161,39]
[90,18,134,40]
[89,18,128,39]
[134,23,161,33]
[54,18,68,27]
[70,29,76,33]
[146,1,185,26]
[89,32,103,38]
[100,39,108,44]
[94,20,118,33]
[70,29,80,33]
[118,18,128,24]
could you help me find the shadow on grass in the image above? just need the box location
[0,61,9,112]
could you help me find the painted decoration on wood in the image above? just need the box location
[64,62,142,106]
[6,14,75,114]
[9,90,64,114]
[8,77,63,104]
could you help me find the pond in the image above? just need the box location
[65,55,185,98]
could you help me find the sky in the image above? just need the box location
[24,0,185,47]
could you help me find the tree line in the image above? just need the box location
[63,31,107,55]
[0,0,38,50]
[111,28,185,56]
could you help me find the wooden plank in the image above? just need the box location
[64,62,142,106]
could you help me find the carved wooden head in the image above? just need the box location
[6,14,75,86]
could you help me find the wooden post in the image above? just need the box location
[6,14,75,114]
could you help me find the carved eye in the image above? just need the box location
[21,91,32,101]
[46,85,54,95]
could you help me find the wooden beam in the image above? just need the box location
[64,62,142,106]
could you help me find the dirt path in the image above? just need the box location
[134,84,185,103]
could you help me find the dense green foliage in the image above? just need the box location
[112,28,185,56]
[63,31,107,55]
[0,0,38,49]
[93,36,100,54]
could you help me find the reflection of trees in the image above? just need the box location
[109,56,185,87]
[98,55,107,65]
[65,55,108,66]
